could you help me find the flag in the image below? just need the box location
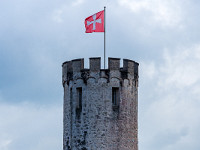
[85,10,104,33]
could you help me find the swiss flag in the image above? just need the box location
[85,10,104,33]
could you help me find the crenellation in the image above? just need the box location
[89,57,101,72]
[62,58,139,85]
[123,59,139,80]
[72,59,84,72]
[108,57,120,70]
[134,62,139,79]
[62,62,68,86]
[123,59,135,76]
[67,61,73,73]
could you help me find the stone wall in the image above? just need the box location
[62,57,139,150]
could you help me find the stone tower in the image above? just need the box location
[62,57,139,150]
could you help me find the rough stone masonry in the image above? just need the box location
[62,57,139,150]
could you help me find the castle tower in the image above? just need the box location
[62,57,139,150]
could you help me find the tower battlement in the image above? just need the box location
[62,57,139,86]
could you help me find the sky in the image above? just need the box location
[0,0,200,149]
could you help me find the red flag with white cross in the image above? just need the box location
[85,10,104,33]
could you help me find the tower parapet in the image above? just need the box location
[62,57,139,150]
[62,57,139,86]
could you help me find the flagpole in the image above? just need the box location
[104,6,106,69]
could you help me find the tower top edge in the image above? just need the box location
[72,58,84,62]
[62,57,139,72]
[89,57,101,59]
[123,59,139,65]
[108,57,120,60]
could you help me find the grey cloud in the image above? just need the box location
[0,102,62,150]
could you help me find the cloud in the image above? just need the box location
[118,0,183,28]
[72,0,85,6]
[158,45,200,90]
[52,9,64,23]
[140,61,156,79]
[0,102,62,150]
[0,140,12,150]
[140,44,200,150]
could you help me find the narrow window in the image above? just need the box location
[70,88,73,104]
[76,87,82,110]
[112,87,119,107]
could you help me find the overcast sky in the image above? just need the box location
[1,0,200,150]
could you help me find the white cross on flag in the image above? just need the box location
[85,10,104,33]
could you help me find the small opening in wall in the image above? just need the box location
[112,87,119,110]
[76,87,82,111]
[70,88,73,103]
